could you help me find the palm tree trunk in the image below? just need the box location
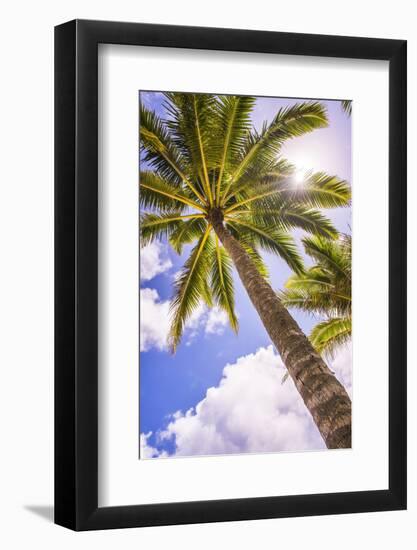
[210,212,351,449]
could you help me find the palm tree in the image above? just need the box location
[281,234,351,357]
[140,92,352,449]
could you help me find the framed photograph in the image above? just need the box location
[55,19,406,530]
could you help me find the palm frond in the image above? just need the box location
[210,237,238,331]
[279,285,350,317]
[224,171,350,217]
[302,235,351,278]
[222,101,328,201]
[228,218,305,274]
[341,100,352,116]
[310,317,352,357]
[169,229,213,351]
[163,93,218,205]
[284,267,332,291]
[285,172,351,209]
[140,104,185,185]
[231,205,338,238]
[223,158,295,206]
[139,171,206,213]
[214,95,255,204]
[140,104,206,203]
[169,217,208,254]
[277,206,338,237]
[140,212,204,246]
[224,180,287,213]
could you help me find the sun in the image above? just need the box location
[294,170,305,184]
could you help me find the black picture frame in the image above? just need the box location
[55,19,407,531]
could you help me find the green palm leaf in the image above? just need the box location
[287,172,351,209]
[223,158,295,207]
[139,171,205,213]
[163,93,218,205]
[232,205,338,238]
[214,95,255,204]
[169,217,208,254]
[310,317,352,357]
[210,237,238,332]
[140,212,205,246]
[341,100,352,116]
[222,101,328,202]
[284,267,335,297]
[228,218,304,274]
[140,104,205,203]
[169,229,214,351]
[280,285,350,317]
[140,103,185,186]
[302,235,351,278]
[224,172,350,217]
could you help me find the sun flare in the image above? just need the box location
[294,170,305,184]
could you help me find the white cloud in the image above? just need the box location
[140,431,168,459]
[183,305,229,344]
[140,242,172,282]
[157,345,327,457]
[140,289,212,352]
[140,288,171,352]
[205,307,229,335]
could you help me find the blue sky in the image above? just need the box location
[139,92,352,458]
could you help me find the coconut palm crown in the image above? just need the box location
[280,234,352,356]
[140,92,351,351]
